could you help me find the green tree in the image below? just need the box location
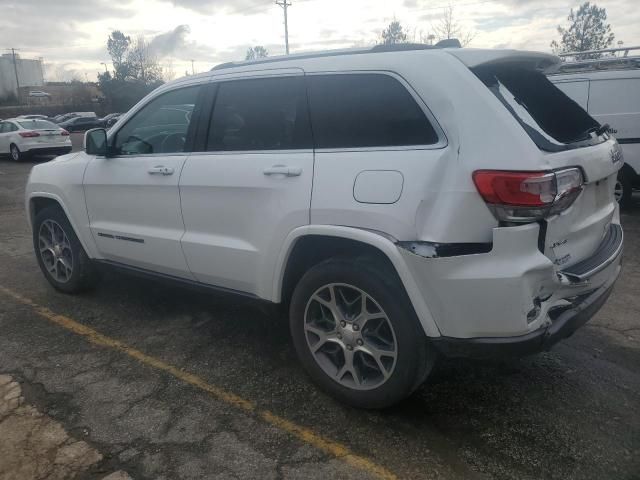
[245,45,269,60]
[107,30,132,80]
[381,20,407,45]
[100,31,164,113]
[551,2,615,58]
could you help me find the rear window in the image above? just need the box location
[307,74,439,149]
[474,66,601,151]
[17,120,57,130]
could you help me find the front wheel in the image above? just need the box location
[33,205,100,293]
[289,258,434,408]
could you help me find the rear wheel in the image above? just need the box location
[9,144,23,162]
[33,205,100,293]
[615,167,633,208]
[289,257,434,408]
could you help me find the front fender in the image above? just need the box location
[26,153,99,259]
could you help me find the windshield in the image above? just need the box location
[17,120,59,130]
[473,65,602,151]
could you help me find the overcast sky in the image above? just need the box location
[1,0,638,82]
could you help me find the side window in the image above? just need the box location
[0,123,6,133]
[8,123,18,132]
[207,76,311,151]
[308,74,438,149]
[113,85,200,155]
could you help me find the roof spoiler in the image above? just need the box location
[435,38,462,48]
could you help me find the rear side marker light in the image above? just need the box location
[473,168,583,223]
[19,131,40,138]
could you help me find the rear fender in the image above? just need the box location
[273,225,441,337]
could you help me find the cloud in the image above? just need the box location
[147,25,219,62]
[149,25,192,57]
[167,0,269,15]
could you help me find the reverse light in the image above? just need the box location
[19,131,40,138]
[473,168,583,223]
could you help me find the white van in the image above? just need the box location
[548,47,640,206]
[26,44,622,407]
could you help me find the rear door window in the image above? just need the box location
[474,66,601,151]
[307,73,438,149]
[206,76,311,151]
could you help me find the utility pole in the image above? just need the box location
[191,59,195,75]
[6,48,20,99]
[100,62,108,74]
[275,0,291,55]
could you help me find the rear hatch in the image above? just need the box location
[451,50,621,270]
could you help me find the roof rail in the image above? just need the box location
[557,45,640,58]
[548,46,640,74]
[211,39,461,71]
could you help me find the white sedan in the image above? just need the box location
[0,118,72,161]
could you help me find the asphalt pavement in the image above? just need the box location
[0,148,638,479]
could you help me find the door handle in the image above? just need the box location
[148,166,174,175]
[263,165,302,177]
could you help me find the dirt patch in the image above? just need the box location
[0,374,131,480]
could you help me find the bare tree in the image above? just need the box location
[434,5,475,46]
[127,36,163,85]
[163,59,177,82]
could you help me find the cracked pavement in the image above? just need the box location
[0,148,639,479]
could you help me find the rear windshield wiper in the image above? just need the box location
[583,124,610,138]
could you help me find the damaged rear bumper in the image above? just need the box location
[430,269,619,358]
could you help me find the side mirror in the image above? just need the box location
[84,128,108,156]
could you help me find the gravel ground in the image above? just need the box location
[0,149,638,480]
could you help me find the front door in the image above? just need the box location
[179,73,314,297]
[83,84,202,279]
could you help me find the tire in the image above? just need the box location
[615,167,633,208]
[33,205,100,293]
[289,257,434,408]
[9,143,24,162]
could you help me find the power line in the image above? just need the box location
[6,48,21,97]
[276,0,292,55]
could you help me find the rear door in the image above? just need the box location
[307,72,449,240]
[83,84,202,278]
[179,71,314,297]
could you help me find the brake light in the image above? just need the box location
[19,131,40,138]
[60,130,70,136]
[473,168,583,223]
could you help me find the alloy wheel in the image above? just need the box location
[303,283,397,390]
[614,180,623,203]
[38,219,73,283]
[10,145,20,161]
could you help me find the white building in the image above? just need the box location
[0,54,44,101]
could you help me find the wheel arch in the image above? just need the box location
[28,193,95,259]
[273,225,441,337]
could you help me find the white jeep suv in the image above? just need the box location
[26,44,623,408]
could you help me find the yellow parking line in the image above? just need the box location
[0,285,397,480]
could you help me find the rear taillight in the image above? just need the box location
[60,130,70,136]
[473,168,583,223]
[19,131,40,138]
